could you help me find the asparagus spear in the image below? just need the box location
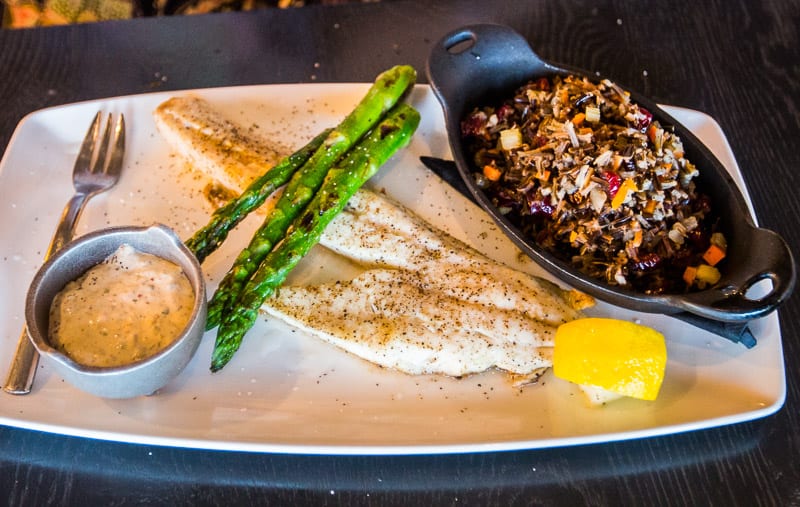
[205,64,417,330]
[185,128,331,263]
[210,103,421,371]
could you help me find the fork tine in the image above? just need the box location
[91,113,114,174]
[72,112,102,175]
[104,114,126,177]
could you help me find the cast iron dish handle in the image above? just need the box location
[678,226,794,321]
[427,23,795,323]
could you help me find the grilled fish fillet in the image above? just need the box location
[263,191,589,377]
[318,189,589,327]
[154,96,592,377]
[262,269,555,376]
[153,96,288,193]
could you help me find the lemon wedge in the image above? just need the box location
[553,318,667,404]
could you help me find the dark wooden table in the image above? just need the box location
[1,0,798,504]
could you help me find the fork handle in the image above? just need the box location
[3,192,90,395]
[47,192,90,257]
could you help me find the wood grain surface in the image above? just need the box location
[1,0,799,504]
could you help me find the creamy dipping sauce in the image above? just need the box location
[48,244,195,368]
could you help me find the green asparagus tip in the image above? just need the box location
[209,335,239,372]
[210,307,259,372]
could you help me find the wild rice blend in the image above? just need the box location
[461,75,726,294]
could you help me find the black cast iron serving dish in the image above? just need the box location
[426,24,795,338]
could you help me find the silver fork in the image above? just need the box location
[3,112,126,395]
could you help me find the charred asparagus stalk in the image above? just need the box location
[185,128,331,263]
[210,103,421,371]
[205,64,417,330]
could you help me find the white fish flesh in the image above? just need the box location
[263,191,591,377]
[153,96,287,193]
[317,188,589,328]
[263,269,556,376]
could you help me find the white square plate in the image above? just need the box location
[0,84,785,454]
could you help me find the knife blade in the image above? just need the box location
[419,155,756,348]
